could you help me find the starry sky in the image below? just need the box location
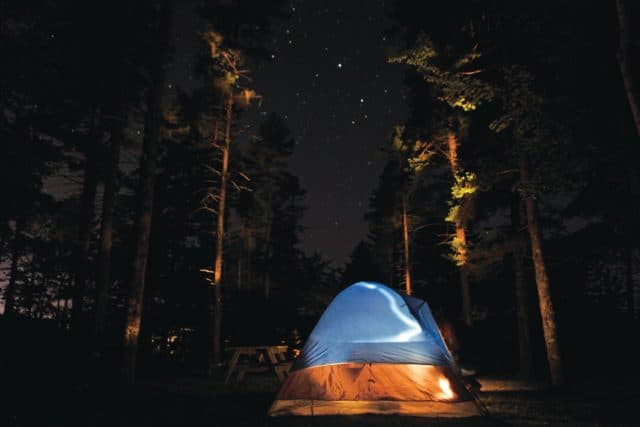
[171,0,409,266]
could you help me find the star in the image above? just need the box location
[337,63,343,68]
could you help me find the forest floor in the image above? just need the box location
[3,370,638,427]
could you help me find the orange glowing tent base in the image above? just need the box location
[269,363,482,417]
[268,282,484,418]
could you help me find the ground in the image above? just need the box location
[3,371,637,427]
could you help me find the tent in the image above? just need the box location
[268,281,483,417]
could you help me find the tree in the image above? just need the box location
[389,2,573,383]
[342,241,381,286]
[615,0,640,138]
[389,126,435,295]
[391,34,491,322]
[365,161,402,288]
[491,67,565,386]
[245,113,295,299]
[121,0,174,386]
[200,30,256,370]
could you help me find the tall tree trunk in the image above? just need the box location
[616,0,640,138]
[121,1,172,386]
[210,92,233,370]
[402,196,412,295]
[456,226,472,326]
[237,246,243,291]
[39,273,47,319]
[520,157,564,386]
[237,223,246,291]
[71,110,100,330]
[246,228,253,288]
[514,246,533,382]
[4,218,25,317]
[63,293,69,328]
[388,246,394,288]
[28,253,37,317]
[512,197,532,379]
[263,185,273,300]
[447,130,472,326]
[626,246,635,317]
[95,115,123,340]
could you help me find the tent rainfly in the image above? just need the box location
[268,281,483,417]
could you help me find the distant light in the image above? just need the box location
[337,63,342,68]
[270,53,276,59]
[360,98,364,103]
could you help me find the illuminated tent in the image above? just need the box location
[268,281,483,417]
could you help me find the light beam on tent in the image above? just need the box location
[354,282,422,343]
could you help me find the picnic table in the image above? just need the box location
[224,344,291,384]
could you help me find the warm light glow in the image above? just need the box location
[292,349,301,358]
[437,376,455,400]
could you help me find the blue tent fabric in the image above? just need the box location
[293,281,454,371]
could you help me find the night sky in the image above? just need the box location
[171,0,409,266]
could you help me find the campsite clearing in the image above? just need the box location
[3,373,637,427]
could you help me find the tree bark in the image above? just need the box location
[512,197,532,379]
[520,157,564,386]
[4,218,24,317]
[263,184,273,300]
[457,226,472,326]
[626,246,635,317]
[237,245,243,291]
[447,130,472,326]
[121,1,172,387]
[71,110,100,330]
[514,254,532,376]
[402,196,412,295]
[211,92,233,370]
[616,0,640,138]
[95,115,123,339]
[246,227,253,288]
